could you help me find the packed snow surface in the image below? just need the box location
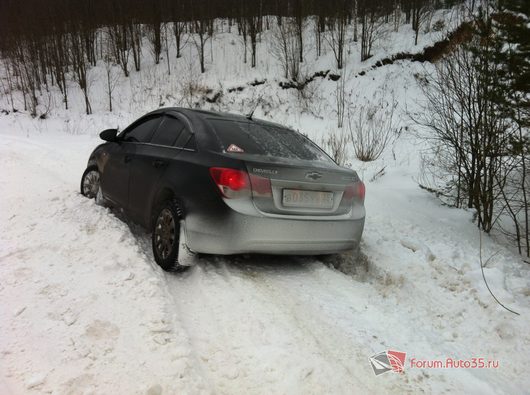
[1,120,529,395]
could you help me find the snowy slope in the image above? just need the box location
[1,11,530,395]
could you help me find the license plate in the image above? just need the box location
[282,189,334,209]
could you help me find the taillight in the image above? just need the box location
[249,174,272,197]
[209,167,250,198]
[357,181,366,202]
[344,181,365,202]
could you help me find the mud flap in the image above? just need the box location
[95,187,106,206]
[178,220,196,266]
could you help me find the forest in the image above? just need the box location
[0,0,463,113]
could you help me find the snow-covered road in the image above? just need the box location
[1,129,529,394]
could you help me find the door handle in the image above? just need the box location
[152,160,167,169]
[124,155,132,163]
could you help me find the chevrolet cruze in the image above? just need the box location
[81,108,365,271]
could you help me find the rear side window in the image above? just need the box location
[124,116,161,143]
[174,128,196,150]
[209,119,332,162]
[150,116,185,147]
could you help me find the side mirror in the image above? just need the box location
[100,128,118,142]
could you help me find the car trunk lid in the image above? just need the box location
[244,158,361,216]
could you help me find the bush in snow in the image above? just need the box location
[322,128,351,167]
[347,97,398,162]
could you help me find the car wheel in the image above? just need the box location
[81,166,100,199]
[152,200,188,272]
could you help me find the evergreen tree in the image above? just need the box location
[493,0,530,128]
[491,0,530,256]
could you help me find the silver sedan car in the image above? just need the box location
[81,108,365,271]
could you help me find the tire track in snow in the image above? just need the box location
[220,258,417,394]
[166,258,378,394]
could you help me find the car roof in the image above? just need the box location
[148,107,286,129]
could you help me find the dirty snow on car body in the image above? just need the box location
[1,12,530,395]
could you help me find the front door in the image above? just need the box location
[99,141,135,207]
[127,115,191,224]
[100,115,162,209]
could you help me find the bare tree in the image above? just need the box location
[411,0,434,45]
[49,30,69,109]
[104,54,120,112]
[108,24,131,77]
[271,17,300,80]
[413,40,512,233]
[334,71,347,128]
[8,44,39,116]
[325,13,348,69]
[70,31,92,114]
[293,0,305,63]
[247,15,260,68]
[147,18,162,64]
[359,1,386,61]
[0,58,16,111]
[393,0,401,32]
[129,21,142,72]
[353,0,359,41]
[238,15,248,64]
[192,19,212,73]
[313,16,324,58]
[173,21,187,59]
[163,23,171,74]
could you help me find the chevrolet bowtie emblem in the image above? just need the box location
[305,171,322,180]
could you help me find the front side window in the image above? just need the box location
[123,116,161,143]
[209,119,332,162]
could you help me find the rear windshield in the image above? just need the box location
[209,119,332,162]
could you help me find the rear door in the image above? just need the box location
[100,115,161,208]
[208,119,360,216]
[127,114,194,224]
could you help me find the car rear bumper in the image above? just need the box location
[184,211,365,255]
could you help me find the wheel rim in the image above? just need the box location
[83,170,100,199]
[154,208,177,260]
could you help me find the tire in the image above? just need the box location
[152,199,187,272]
[81,166,100,199]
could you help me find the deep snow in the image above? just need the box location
[1,9,530,395]
[2,115,529,395]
